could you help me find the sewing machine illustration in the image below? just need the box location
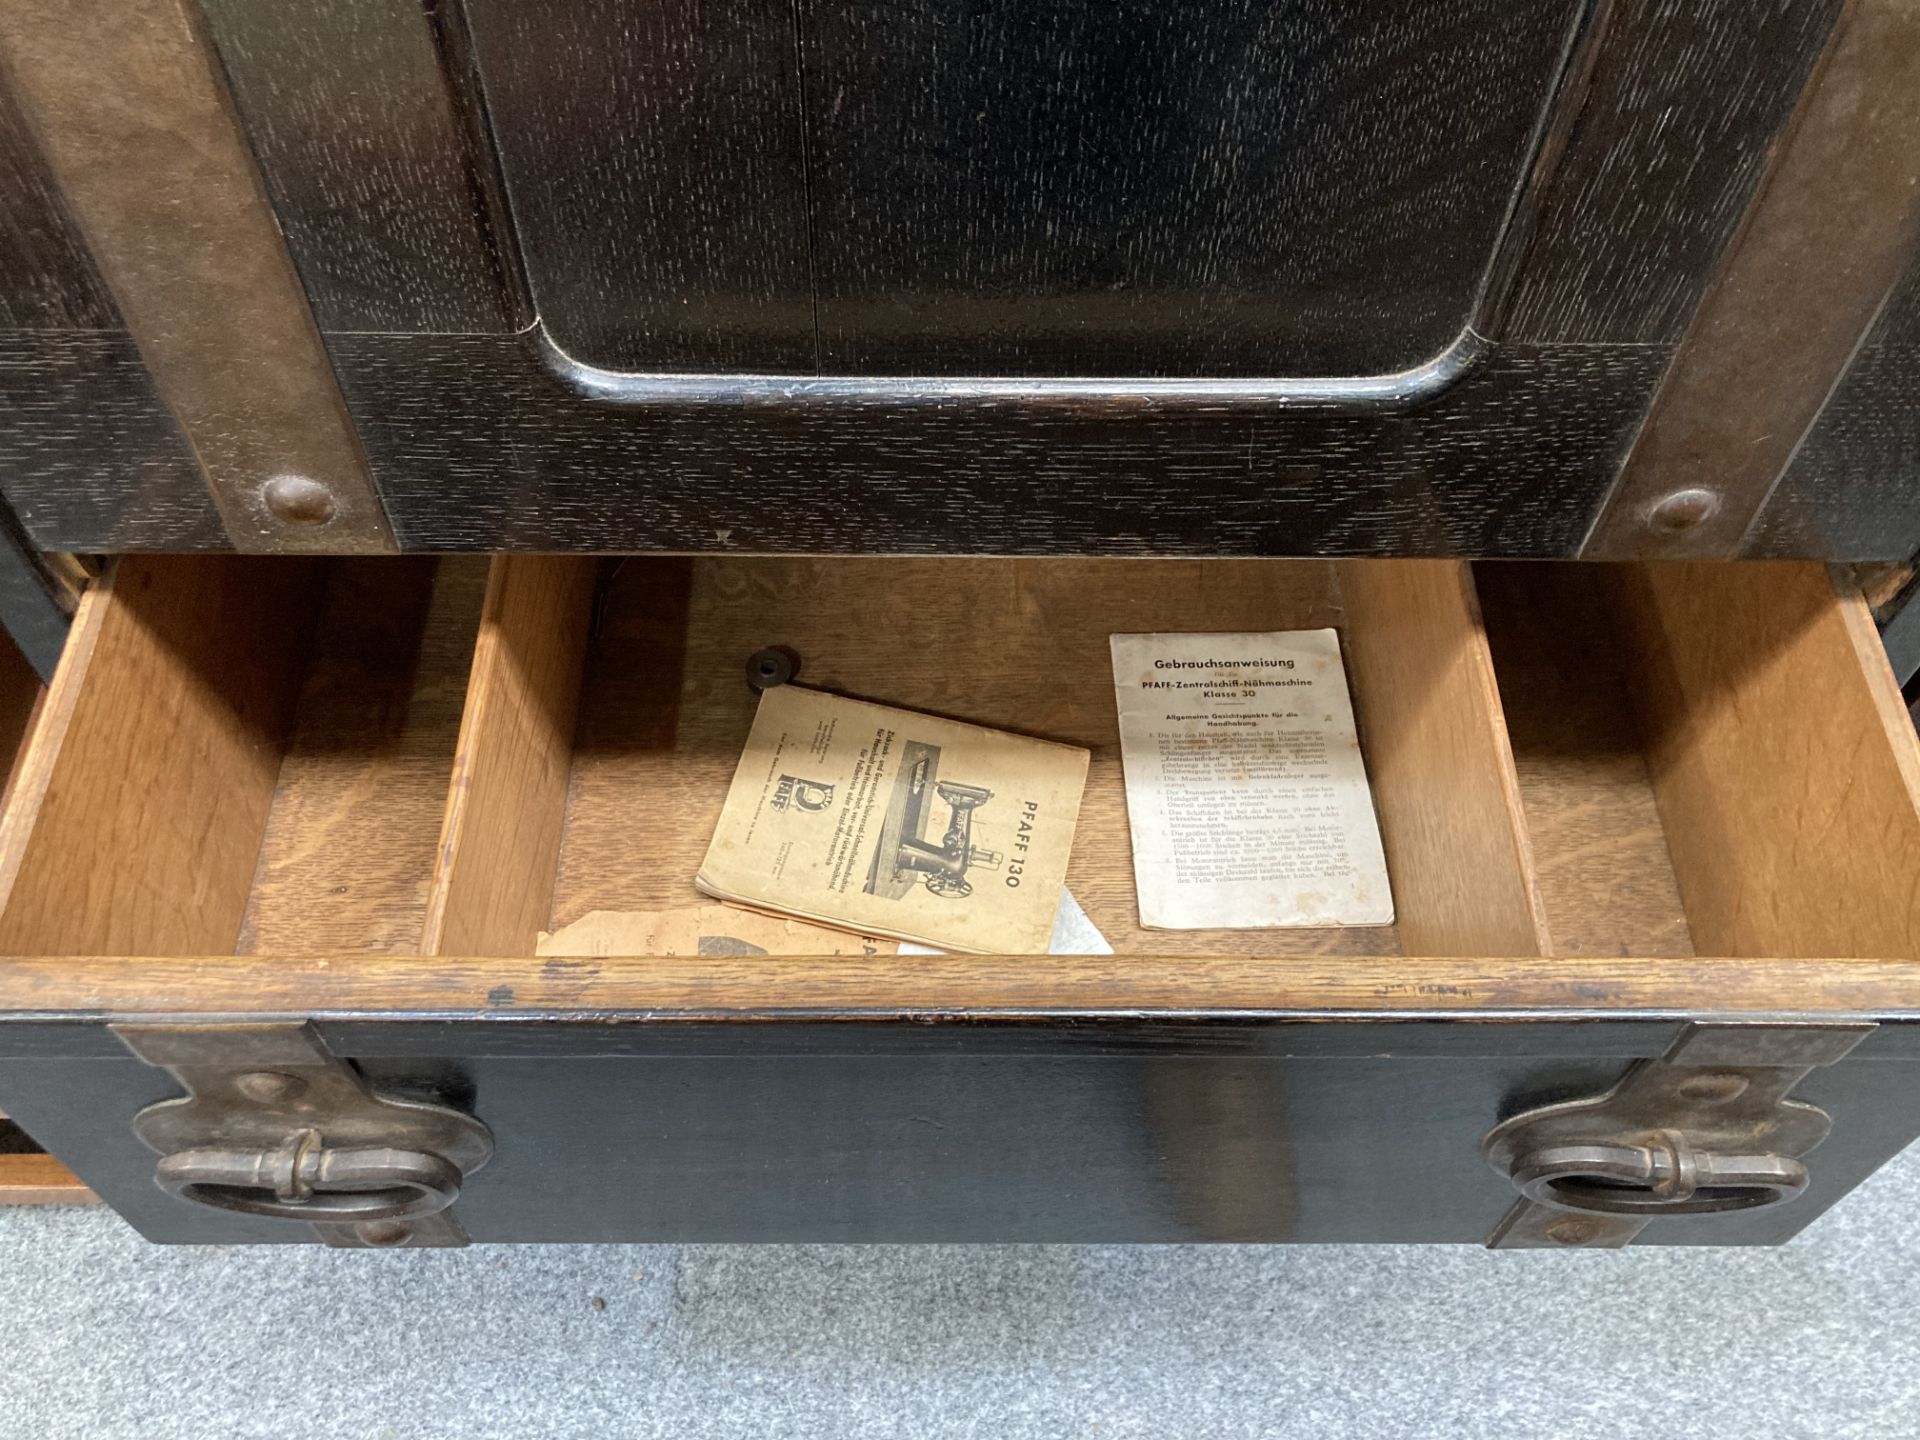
[865,744,1004,900]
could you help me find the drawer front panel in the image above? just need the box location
[3,1019,1920,1246]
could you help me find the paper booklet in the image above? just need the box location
[1109,630,1393,930]
[697,685,1091,954]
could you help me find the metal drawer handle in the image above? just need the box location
[1509,1129,1807,1217]
[154,1128,464,1222]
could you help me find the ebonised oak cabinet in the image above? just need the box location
[0,2,1916,1249]
[0,554,1917,1249]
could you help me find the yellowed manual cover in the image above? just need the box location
[697,686,1090,953]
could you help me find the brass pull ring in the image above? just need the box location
[1508,1129,1808,1217]
[154,1129,464,1222]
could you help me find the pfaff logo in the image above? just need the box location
[771,775,834,813]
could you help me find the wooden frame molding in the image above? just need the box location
[0,952,1915,1019]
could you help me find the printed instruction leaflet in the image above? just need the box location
[1109,630,1393,930]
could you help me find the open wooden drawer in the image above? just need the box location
[0,553,1915,1248]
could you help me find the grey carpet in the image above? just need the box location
[1,1145,1916,1439]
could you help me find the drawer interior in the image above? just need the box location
[461,556,1546,960]
[0,553,1914,972]
[1478,563,1696,958]
[0,556,488,957]
[1480,561,1920,962]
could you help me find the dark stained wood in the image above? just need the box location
[0,72,119,329]
[195,0,524,334]
[1,0,1912,561]
[329,333,1664,556]
[461,0,815,371]
[0,631,41,797]
[799,0,1577,376]
[1582,0,1920,560]
[1754,252,1920,560]
[1506,0,1845,343]
[0,0,395,554]
[6,1022,1919,1245]
[0,332,217,552]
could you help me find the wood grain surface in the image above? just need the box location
[196,0,523,333]
[0,632,42,801]
[1757,250,1920,561]
[0,67,118,329]
[461,0,814,371]
[0,0,395,553]
[424,556,595,956]
[550,556,1412,956]
[0,556,322,956]
[0,555,1909,1025]
[0,332,219,552]
[0,1151,95,1205]
[1620,561,1920,959]
[333,334,1665,558]
[7,2,1906,562]
[0,950,1915,1020]
[1476,562,1694,958]
[1506,0,1843,343]
[1582,0,1920,561]
[797,0,1573,376]
[1339,561,1549,956]
[239,558,487,956]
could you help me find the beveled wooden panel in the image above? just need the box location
[461,0,814,371]
[798,0,1576,376]
[332,335,1664,557]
